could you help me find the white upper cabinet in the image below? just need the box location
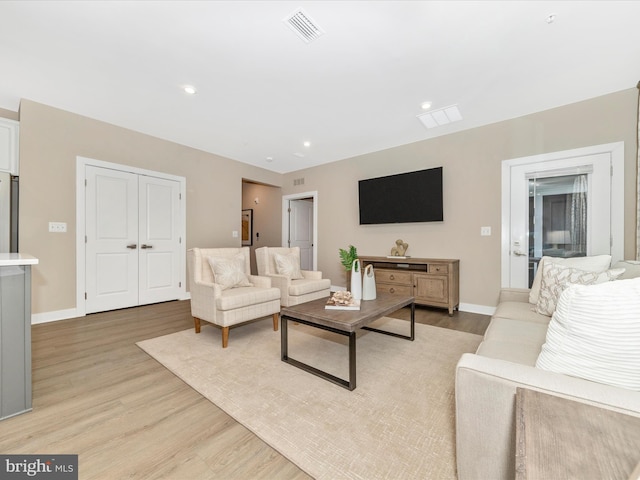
[0,118,19,175]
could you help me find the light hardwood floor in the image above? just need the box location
[0,300,489,479]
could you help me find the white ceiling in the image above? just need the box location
[1,1,639,174]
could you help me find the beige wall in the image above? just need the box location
[9,87,639,316]
[282,88,638,309]
[18,99,282,315]
[242,181,282,274]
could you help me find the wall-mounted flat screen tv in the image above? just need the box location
[358,167,443,225]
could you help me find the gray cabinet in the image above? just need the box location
[0,255,37,421]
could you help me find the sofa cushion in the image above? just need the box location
[484,317,549,347]
[207,254,253,290]
[534,263,625,316]
[529,255,611,305]
[536,278,640,391]
[274,252,304,280]
[476,340,542,366]
[492,301,551,325]
[216,285,281,310]
[288,278,331,296]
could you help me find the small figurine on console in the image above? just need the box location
[390,239,409,257]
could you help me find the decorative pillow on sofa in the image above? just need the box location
[274,252,304,280]
[534,263,625,316]
[207,254,253,290]
[529,255,612,305]
[536,278,640,391]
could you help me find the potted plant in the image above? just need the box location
[339,245,358,287]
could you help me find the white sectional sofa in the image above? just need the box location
[455,259,640,480]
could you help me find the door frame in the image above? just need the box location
[500,142,624,288]
[282,190,318,270]
[76,156,187,317]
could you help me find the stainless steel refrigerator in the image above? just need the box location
[0,172,18,253]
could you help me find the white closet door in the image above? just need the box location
[138,175,182,305]
[85,166,139,313]
[85,166,182,313]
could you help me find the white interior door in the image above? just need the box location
[86,166,182,313]
[86,166,139,313]
[139,175,182,305]
[502,144,623,289]
[289,198,313,270]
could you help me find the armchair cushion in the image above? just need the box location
[274,252,304,280]
[217,285,282,310]
[207,254,253,290]
[289,278,332,296]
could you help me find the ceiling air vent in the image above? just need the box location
[283,8,325,43]
[417,105,463,129]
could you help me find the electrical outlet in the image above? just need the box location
[232,230,239,238]
[480,226,491,236]
[49,222,67,233]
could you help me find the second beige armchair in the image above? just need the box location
[255,246,331,307]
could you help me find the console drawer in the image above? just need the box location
[376,269,412,285]
[428,264,449,274]
[376,283,413,296]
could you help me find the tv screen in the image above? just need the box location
[358,167,443,224]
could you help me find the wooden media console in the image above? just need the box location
[358,256,460,315]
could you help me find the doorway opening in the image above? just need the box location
[282,191,318,270]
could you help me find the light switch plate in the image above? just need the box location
[49,222,67,233]
[480,226,491,236]
[232,230,239,238]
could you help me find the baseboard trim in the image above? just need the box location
[31,297,494,325]
[31,297,194,325]
[31,308,82,325]
[458,303,496,316]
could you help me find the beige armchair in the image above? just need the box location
[186,247,281,348]
[255,246,331,307]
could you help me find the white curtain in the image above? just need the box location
[569,174,587,254]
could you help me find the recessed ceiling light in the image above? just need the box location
[303,141,311,147]
[266,157,273,162]
[545,13,556,24]
[183,85,197,95]
[421,101,432,110]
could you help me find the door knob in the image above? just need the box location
[126,244,137,249]
[141,244,153,249]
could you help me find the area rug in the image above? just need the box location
[137,317,482,479]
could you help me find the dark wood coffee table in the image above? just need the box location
[280,292,415,390]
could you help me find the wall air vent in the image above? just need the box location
[283,8,325,43]
[417,105,463,129]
